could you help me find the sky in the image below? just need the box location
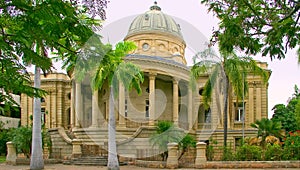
[100,0,300,118]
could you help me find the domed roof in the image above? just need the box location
[125,2,184,41]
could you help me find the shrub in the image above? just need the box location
[263,144,283,161]
[178,134,196,160]
[149,121,185,161]
[8,126,32,158]
[0,121,10,155]
[236,144,262,161]
[221,145,235,161]
[206,138,217,161]
[282,132,300,160]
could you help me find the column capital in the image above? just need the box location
[149,72,157,79]
[173,77,180,83]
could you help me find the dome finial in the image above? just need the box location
[150,1,161,11]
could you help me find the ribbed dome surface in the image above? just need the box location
[125,3,184,41]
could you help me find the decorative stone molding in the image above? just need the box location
[166,142,178,169]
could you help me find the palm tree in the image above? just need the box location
[91,41,144,170]
[149,121,185,161]
[191,47,269,147]
[30,65,44,169]
[250,118,284,147]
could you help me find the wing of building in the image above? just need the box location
[20,2,270,161]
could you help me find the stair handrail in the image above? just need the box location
[117,126,156,145]
[57,127,73,144]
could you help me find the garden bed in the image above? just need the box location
[135,160,300,169]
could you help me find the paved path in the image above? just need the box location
[1,164,299,170]
[1,164,161,170]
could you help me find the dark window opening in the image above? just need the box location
[145,99,149,118]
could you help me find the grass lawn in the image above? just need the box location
[0,156,6,163]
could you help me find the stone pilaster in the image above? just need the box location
[45,94,51,129]
[173,78,179,125]
[56,84,63,127]
[248,87,254,126]
[70,81,76,128]
[188,88,193,130]
[51,90,57,128]
[256,86,261,121]
[75,82,82,128]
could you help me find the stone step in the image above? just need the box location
[63,156,108,166]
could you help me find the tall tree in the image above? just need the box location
[201,0,300,60]
[1,0,108,169]
[90,41,144,170]
[272,85,300,132]
[191,47,269,147]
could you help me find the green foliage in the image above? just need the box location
[221,145,235,161]
[191,48,269,147]
[0,0,105,112]
[282,132,300,160]
[251,118,284,147]
[8,126,32,158]
[149,121,186,161]
[272,104,298,133]
[4,125,51,158]
[264,144,283,161]
[272,85,300,132]
[0,121,10,155]
[206,138,217,161]
[0,156,5,163]
[179,134,196,150]
[201,0,300,59]
[90,41,144,96]
[236,144,262,161]
[178,134,197,160]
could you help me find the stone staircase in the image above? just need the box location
[63,156,108,166]
[48,128,73,159]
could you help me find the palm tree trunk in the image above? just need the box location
[223,75,229,147]
[30,66,44,170]
[107,86,119,170]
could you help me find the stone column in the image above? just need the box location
[149,73,156,126]
[70,81,76,128]
[72,139,82,158]
[75,82,82,128]
[91,90,99,128]
[188,89,193,130]
[6,142,17,165]
[118,83,126,127]
[195,142,207,165]
[166,143,178,169]
[173,78,179,125]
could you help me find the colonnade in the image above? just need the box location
[69,72,194,129]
